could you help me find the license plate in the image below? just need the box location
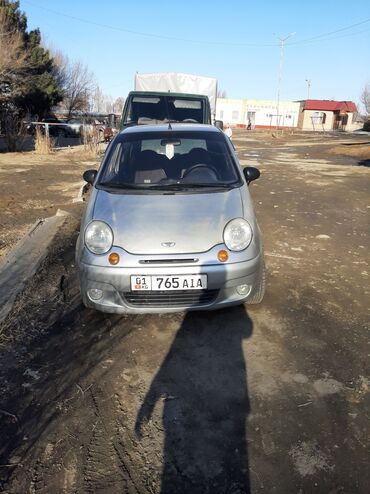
[131,275,207,291]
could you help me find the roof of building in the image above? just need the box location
[303,100,357,112]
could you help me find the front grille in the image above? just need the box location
[123,289,219,308]
[139,258,199,264]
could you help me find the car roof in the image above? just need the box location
[119,123,221,136]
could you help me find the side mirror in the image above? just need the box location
[214,120,224,130]
[83,169,97,185]
[243,166,260,184]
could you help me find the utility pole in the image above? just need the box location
[305,79,311,100]
[275,32,295,128]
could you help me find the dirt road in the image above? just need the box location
[0,131,369,493]
[0,147,100,258]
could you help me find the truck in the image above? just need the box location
[120,72,222,129]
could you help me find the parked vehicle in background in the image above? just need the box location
[65,118,106,136]
[121,72,223,130]
[27,117,75,137]
[103,126,114,142]
[77,124,264,314]
[65,118,89,135]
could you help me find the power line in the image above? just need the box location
[22,0,276,47]
[287,18,370,45]
[23,0,370,48]
[284,27,370,46]
[316,27,370,42]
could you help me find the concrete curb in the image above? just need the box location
[0,209,69,324]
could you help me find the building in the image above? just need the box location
[216,98,300,129]
[216,98,358,132]
[297,100,358,131]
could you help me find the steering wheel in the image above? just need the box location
[182,163,220,179]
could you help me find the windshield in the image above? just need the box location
[99,131,240,190]
[124,95,206,124]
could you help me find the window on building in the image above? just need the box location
[312,111,326,124]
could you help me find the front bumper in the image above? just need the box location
[78,252,264,314]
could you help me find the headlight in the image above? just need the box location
[224,218,252,251]
[85,221,113,254]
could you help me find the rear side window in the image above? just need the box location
[124,96,206,124]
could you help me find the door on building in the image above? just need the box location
[333,111,340,130]
[246,111,256,129]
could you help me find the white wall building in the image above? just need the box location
[216,98,300,128]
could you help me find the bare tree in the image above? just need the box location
[0,10,30,150]
[64,60,95,118]
[90,85,104,113]
[0,9,28,103]
[49,43,119,118]
[113,97,125,114]
[103,94,113,113]
[50,48,69,91]
[360,82,370,115]
[51,50,95,118]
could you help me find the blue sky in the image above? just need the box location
[20,0,370,106]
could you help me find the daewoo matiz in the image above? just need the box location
[76,124,265,313]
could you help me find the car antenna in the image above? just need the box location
[168,121,172,130]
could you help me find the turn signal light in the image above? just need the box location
[217,250,229,262]
[108,252,120,265]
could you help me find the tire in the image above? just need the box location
[247,261,266,304]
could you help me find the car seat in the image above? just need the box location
[134,150,168,184]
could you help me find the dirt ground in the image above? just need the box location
[0,130,369,493]
[0,146,102,258]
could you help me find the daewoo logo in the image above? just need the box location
[161,242,176,247]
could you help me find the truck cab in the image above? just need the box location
[121,91,212,129]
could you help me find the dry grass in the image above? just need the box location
[82,129,102,157]
[34,127,55,154]
[331,143,370,159]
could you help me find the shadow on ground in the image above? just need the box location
[136,307,253,494]
[358,159,370,167]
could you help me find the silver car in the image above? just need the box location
[76,124,265,313]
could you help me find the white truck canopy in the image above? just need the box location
[134,72,218,117]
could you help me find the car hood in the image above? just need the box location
[93,188,243,255]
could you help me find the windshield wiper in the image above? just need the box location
[181,183,233,188]
[147,182,234,190]
[99,181,238,191]
[99,181,147,190]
